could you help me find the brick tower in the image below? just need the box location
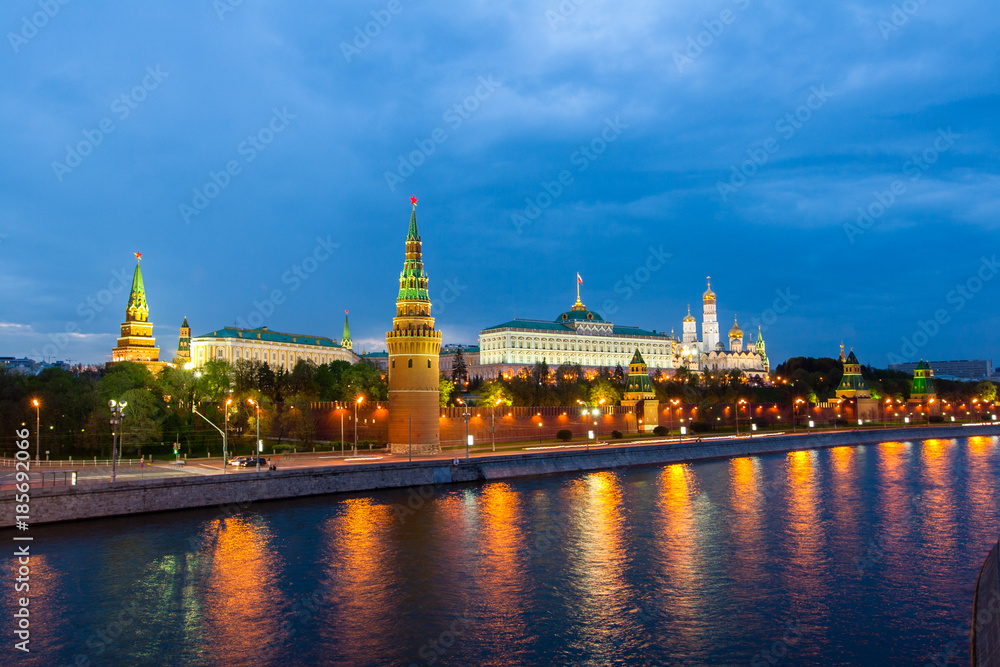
[111,253,167,373]
[386,197,442,454]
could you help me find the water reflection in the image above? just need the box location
[476,482,529,661]
[783,450,827,615]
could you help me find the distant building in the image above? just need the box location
[172,316,191,366]
[361,350,389,371]
[0,357,37,374]
[439,345,480,380]
[190,325,357,371]
[889,359,993,380]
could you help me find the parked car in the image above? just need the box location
[227,456,248,466]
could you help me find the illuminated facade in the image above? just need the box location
[190,325,357,371]
[172,316,191,366]
[478,288,675,377]
[111,253,168,373]
[386,198,442,455]
[679,277,769,379]
[621,349,659,432]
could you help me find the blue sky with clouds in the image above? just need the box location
[1,0,998,368]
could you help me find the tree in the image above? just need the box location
[612,364,625,385]
[481,381,514,406]
[977,380,997,403]
[439,375,455,407]
[589,376,623,406]
[451,349,469,387]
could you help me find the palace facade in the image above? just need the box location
[478,290,675,378]
[190,325,357,371]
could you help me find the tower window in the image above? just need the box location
[427,359,431,368]
[408,359,413,368]
[392,360,395,368]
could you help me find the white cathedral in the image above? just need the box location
[678,278,769,379]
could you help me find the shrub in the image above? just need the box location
[556,429,573,442]
[652,425,669,436]
[928,415,945,423]
[611,430,623,439]
[690,421,712,433]
[830,418,849,427]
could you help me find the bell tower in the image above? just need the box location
[386,197,443,455]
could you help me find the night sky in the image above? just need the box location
[1,1,998,367]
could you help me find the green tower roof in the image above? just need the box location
[846,349,859,365]
[126,256,148,320]
[181,316,189,328]
[630,348,646,365]
[398,203,430,302]
[407,207,420,241]
[343,311,352,343]
[915,359,928,371]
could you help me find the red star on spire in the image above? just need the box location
[135,252,142,260]
[345,309,349,314]
[410,196,418,207]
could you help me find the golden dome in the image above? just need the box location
[703,276,716,302]
[728,316,743,338]
[683,304,696,323]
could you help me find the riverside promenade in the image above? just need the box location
[3,422,998,527]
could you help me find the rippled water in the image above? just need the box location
[9,435,1000,666]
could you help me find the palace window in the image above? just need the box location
[408,359,413,368]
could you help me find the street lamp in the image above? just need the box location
[31,399,39,464]
[591,408,600,443]
[670,398,680,440]
[793,398,804,433]
[354,395,364,457]
[463,409,471,459]
[248,398,261,473]
[492,398,501,452]
[108,400,127,482]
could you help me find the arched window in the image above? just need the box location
[408,359,413,368]
[392,360,395,368]
[427,359,431,368]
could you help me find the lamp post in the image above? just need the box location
[591,408,600,443]
[248,398,261,473]
[340,408,345,456]
[224,398,231,470]
[192,402,229,474]
[463,410,471,459]
[354,395,364,457]
[793,398,804,433]
[670,399,680,441]
[492,398,501,452]
[108,400,127,483]
[31,399,39,464]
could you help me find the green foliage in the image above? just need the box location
[556,429,572,442]
[611,430,623,439]
[977,380,997,402]
[652,425,668,436]
[439,375,455,407]
[690,421,712,433]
